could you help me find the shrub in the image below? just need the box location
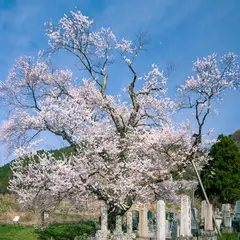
[35,221,97,240]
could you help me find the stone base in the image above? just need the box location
[111,234,124,240]
[110,230,125,240]
[198,237,217,240]
[222,227,232,232]
[154,236,168,240]
[124,233,136,240]
[176,237,192,240]
[95,230,111,240]
[95,231,136,240]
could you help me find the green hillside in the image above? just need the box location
[0,162,12,194]
[0,146,76,194]
[230,129,240,147]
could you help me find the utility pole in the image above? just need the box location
[191,159,221,237]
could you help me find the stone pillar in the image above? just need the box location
[191,208,198,236]
[216,208,220,215]
[139,208,148,238]
[116,215,123,233]
[223,204,232,232]
[221,204,226,213]
[204,204,213,231]
[156,200,166,240]
[95,201,110,240]
[101,201,108,231]
[201,200,207,222]
[177,223,180,237]
[165,220,171,239]
[180,195,192,237]
[125,211,136,240]
[215,216,222,234]
[113,215,124,240]
[127,211,133,234]
[235,200,240,219]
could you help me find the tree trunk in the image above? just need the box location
[36,210,45,227]
[107,205,127,232]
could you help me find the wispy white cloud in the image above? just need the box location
[94,0,201,37]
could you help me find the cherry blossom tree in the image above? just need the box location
[0,11,239,231]
[177,52,240,189]
[8,152,79,226]
[177,53,239,234]
[175,53,240,184]
[178,52,239,145]
[3,53,194,228]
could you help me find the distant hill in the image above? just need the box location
[0,163,11,194]
[0,146,76,194]
[230,129,240,147]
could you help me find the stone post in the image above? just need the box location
[101,201,108,231]
[125,211,136,240]
[235,200,240,219]
[113,215,124,240]
[191,208,198,236]
[215,216,222,234]
[156,200,166,240]
[180,195,192,237]
[204,204,213,231]
[223,204,232,232]
[95,201,110,240]
[201,200,207,222]
[165,220,171,239]
[221,204,226,213]
[177,223,180,237]
[139,208,148,238]
[116,215,123,232]
[127,211,133,234]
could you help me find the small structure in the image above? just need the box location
[12,216,20,225]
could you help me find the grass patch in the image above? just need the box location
[219,232,239,240]
[0,222,97,240]
[0,225,37,240]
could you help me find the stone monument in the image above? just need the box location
[156,200,166,240]
[95,201,111,240]
[180,195,192,237]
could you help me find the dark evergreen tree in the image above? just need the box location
[200,134,240,205]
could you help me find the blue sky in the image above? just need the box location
[0,0,240,165]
